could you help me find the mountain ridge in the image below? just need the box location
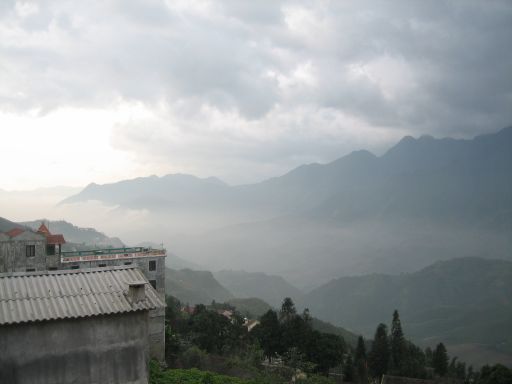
[301,257,512,367]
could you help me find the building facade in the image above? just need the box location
[0,224,167,361]
[0,266,165,384]
[0,223,166,297]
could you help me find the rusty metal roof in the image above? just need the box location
[46,234,66,245]
[0,266,165,325]
[6,228,24,238]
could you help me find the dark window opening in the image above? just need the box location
[48,267,58,271]
[46,244,56,256]
[149,260,156,271]
[71,265,79,269]
[149,280,157,289]
[124,261,132,265]
[26,268,35,272]
[98,263,107,267]
[26,245,36,257]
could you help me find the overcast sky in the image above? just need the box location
[1,0,511,190]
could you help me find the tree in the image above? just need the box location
[479,364,512,384]
[424,347,433,367]
[354,336,368,384]
[390,310,406,373]
[254,309,282,362]
[432,343,449,376]
[306,331,345,374]
[279,297,297,323]
[368,323,390,379]
[302,308,312,325]
[400,342,427,379]
[343,353,355,382]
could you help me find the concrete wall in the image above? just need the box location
[149,308,166,361]
[60,256,167,361]
[0,311,150,384]
[0,232,52,273]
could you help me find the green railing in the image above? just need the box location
[61,247,163,258]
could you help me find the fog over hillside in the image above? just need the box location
[52,126,512,288]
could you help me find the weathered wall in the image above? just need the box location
[0,232,48,273]
[60,256,167,361]
[149,308,166,361]
[0,311,150,384]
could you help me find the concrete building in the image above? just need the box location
[0,224,64,273]
[0,223,166,297]
[0,266,165,384]
[0,223,167,361]
[60,246,166,298]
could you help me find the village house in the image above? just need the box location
[0,266,165,384]
[0,223,168,361]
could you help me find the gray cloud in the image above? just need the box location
[1,0,511,182]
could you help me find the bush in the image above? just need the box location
[182,346,209,369]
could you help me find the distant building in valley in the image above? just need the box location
[0,266,165,384]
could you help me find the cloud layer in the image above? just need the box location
[1,0,511,186]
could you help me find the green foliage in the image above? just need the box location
[478,364,512,384]
[254,309,282,361]
[162,297,474,384]
[354,336,368,384]
[432,343,449,376]
[227,298,273,319]
[368,323,389,379]
[304,257,512,364]
[279,297,297,323]
[181,346,208,369]
[187,304,248,354]
[150,363,258,384]
[165,268,234,305]
[390,310,406,373]
[399,342,427,379]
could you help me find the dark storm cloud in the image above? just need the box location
[1,0,511,170]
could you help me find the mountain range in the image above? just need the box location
[60,127,512,287]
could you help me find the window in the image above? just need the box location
[48,267,58,271]
[26,245,36,257]
[149,280,157,289]
[124,261,132,265]
[98,263,107,267]
[46,244,56,256]
[26,268,35,272]
[149,260,156,271]
[71,265,79,269]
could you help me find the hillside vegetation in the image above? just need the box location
[302,257,512,367]
[215,270,304,308]
[165,268,234,305]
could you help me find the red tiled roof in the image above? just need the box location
[46,234,66,245]
[6,228,24,238]
[37,223,51,235]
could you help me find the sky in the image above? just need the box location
[1,0,511,190]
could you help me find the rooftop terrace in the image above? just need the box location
[61,247,166,263]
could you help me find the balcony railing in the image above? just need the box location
[60,247,166,263]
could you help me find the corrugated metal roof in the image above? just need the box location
[0,266,165,325]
